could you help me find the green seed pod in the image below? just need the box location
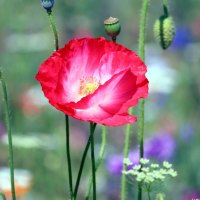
[154,15,175,49]
[155,193,165,200]
[104,17,121,40]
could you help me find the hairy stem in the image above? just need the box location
[137,0,149,199]
[121,108,134,200]
[47,10,59,51]
[46,10,74,199]
[162,0,169,16]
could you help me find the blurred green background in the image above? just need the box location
[0,0,200,199]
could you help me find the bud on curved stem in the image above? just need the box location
[154,15,175,49]
[154,0,175,49]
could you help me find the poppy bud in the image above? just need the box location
[104,17,121,41]
[41,0,54,11]
[154,15,175,49]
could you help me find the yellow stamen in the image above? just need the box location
[79,76,100,97]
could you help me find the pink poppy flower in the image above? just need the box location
[36,37,148,126]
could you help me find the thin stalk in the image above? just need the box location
[138,99,145,159]
[74,124,97,199]
[112,37,116,42]
[46,10,74,199]
[112,35,133,200]
[121,108,134,200]
[146,184,151,200]
[0,70,16,200]
[90,123,97,200]
[47,10,59,51]
[137,0,149,200]
[85,126,107,200]
[147,191,151,200]
[0,192,7,200]
[65,115,74,199]
[162,0,169,8]
[162,0,169,16]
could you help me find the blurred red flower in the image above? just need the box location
[36,37,148,126]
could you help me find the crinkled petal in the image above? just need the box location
[55,69,147,126]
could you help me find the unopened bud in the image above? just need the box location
[104,17,121,40]
[154,15,175,49]
[41,0,54,12]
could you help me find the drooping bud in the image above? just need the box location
[154,15,175,49]
[104,17,121,42]
[155,193,165,200]
[41,0,54,12]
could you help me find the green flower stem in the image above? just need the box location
[47,10,59,51]
[0,70,16,200]
[90,123,97,200]
[74,124,97,199]
[138,0,149,61]
[162,0,169,16]
[65,115,74,199]
[0,192,7,200]
[112,34,134,200]
[121,108,134,200]
[137,0,149,200]
[147,191,151,200]
[138,99,145,159]
[85,126,107,200]
[112,37,116,42]
[112,34,132,200]
[162,0,169,7]
[146,185,151,200]
[46,10,74,199]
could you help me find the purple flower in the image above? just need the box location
[107,155,124,175]
[144,132,176,161]
[179,122,194,141]
[107,151,139,175]
[171,26,194,49]
[107,132,175,175]
[182,189,200,200]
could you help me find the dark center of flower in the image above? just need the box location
[79,76,100,97]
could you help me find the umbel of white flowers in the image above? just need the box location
[123,158,177,184]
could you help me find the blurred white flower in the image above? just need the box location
[19,85,48,115]
[0,168,32,199]
[5,33,52,52]
[1,133,57,150]
[146,56,177,94]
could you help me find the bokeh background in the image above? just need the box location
[0,0,200,199]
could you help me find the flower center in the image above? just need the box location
[79,76,100,97]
